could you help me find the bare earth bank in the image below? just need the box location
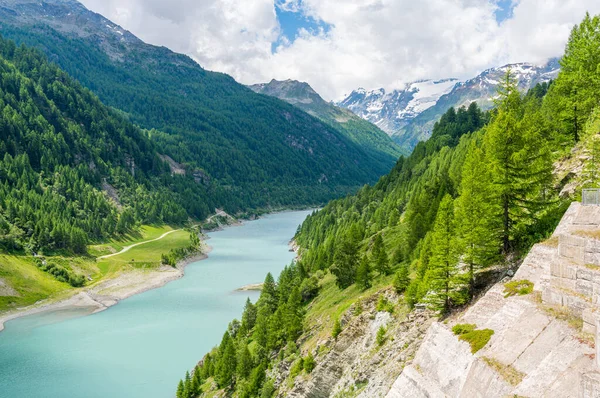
[0,247,212,333]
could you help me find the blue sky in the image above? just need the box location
[273,2,330,52]
[494,0,516,23]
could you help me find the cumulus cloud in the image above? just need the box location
[79,0,600,100]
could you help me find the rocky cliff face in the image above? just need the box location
[387,202,600,397]
[274,289,434,398]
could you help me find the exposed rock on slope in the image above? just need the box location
[0,278,18,297]
[387,202,600,397]
[274,290,434,397]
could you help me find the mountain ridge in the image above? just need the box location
[249,78,406,159]
[0,0,397,212]
[337,59,560,151]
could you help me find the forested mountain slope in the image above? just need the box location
[0,35,208,254]
[249,79,406,160]
[178,13,600,398]
[0,0,394,210]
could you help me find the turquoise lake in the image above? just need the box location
[0,210,311,398]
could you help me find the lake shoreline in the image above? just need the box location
[0,247,212,333]
[0,210,309,333]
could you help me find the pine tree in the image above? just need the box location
[455,140,500,296]
[371,234,391,276]
[551,13,600,143]
[356,255,372,290]
[425,195,462,313]
[393,263,410,293]
[331,233,359,289]
[176,380,185,398]
[259,273,277,313]
[183,371,192,398]
[252,305,269,349]
[240,298,257,336]
[236,344,254,380]
[191,367,202,396]
[285,287,304,342]
[484,69,553,252]
[215,332,237,388]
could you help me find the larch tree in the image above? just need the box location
[393,263,410,294]
[455,139,501,296]
[331,232,359,289]
[549,12,600,143]
[215,331,237,388]
[425,195,462,313]
[371,233,391,276]
[484,69,552,253]
[356,255,372,291]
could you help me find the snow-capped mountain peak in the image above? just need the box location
[337,59,560,144]
[336,78,459,135]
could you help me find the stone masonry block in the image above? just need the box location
[577,279,595,298]
[579,267,596,281]
[551,259,577,279]
[582,372,600,398]
[586,252,600,266]
[542,287,563,306]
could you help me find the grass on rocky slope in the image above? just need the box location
[482,356,525,386]
[452,323,494,354]
[303,271,396,353]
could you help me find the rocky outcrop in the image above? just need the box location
[0,278,18,297]
[387,202,600,397]
[278,290,434,398]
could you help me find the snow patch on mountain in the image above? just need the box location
[399,79,458,118]
[336,79,459,135]
[337,59,560,144]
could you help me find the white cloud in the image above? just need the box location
[79,0,600,100]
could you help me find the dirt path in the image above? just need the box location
[97,229,182,260]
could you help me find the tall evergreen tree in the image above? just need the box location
[259,273,278,313]
[331,232,359,289]
[236,345,254,380]
[215,332,237,388]
[548,12,600,143]
[393,263,410,294]
[455,139,500,295]
[240,298,257,336]
[356,255,372,290]
[371,234,391,276]
[425,195,462,313]
[484,69,552,252]
[183,371,192,398]
[191,368,202,396]
[285,287,304,342]
[176,380,184,398]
